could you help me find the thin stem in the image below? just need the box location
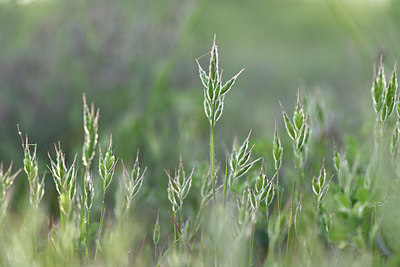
[222,163,229,204]
[193,201,204,234]
[249,222,255,267]
[210,126,215,204]
[85,208,90,261]
[32,206,39,257]
[60,210,65,231]
[285,154,298,267]
[276,171,281,264]
[276,171,281,214]
[155,245,158,265]
[95,187,107,261]
[78,195,85,254]
[179,209,183,251]
[79,166,90,254]
[173,212,177,249]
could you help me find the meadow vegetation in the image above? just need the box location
[1,36,400,266]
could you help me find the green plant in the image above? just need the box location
[18,128,45,210]
[0,162,20,218]
[122,152,147,212]
[95,136,117,261]
[197,36,244,204]
[166,159,193,249]
[48,144,77,227]
[280,90,310,266]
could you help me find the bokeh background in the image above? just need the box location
[1,0,399,215]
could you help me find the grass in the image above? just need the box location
[0,36,400,266]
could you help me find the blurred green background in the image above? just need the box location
[1,0,400,214]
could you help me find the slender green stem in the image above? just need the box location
[79,166,90,255]
[173,212,177,248]
[249,222,255,267]
[193,201,204,234]
[276,171,281,265]
[154,245,158,265]
[285,155,298,267]
[276,171,281,213]
[210,125,218,267]
[210,126,215,204]
[179,209,183,251]
[95,187,107,261]
[222,163,229,204]
[60,210,65,231]
[78,195,85,254]
[85,208,90,261]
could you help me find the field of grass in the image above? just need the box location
[2,0,400,266]
[1,35,400,266]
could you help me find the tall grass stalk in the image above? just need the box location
[81,94,99,259]
[197,36,243,204]
[18,126,45,256]
[272,120,283,263]
[95,137,117,261]
[210,127,215,204]
[285,155,298,267]
[280,91,309,267]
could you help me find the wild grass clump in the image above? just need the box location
[0,37,400,267]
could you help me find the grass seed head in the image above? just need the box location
[382,67,397,121]
[48,143,77,217]
[237,185,251,226]
[293,92,305,131]
[201,174,213,205]
[228,132,260,188]
[333,145,340,172]
[197,36,244,127]
[18,127,44,209]
[82,94,99,169]
[280,91,310,154]
[253,166,275,208]
[99,136,117,190]
[0,162,21,203]
[371,57,386,114]
[391,120,400,158]
[312,160,332,204]
[84,173,94,210]
[166,159,194,212]
[273,122,283,171]
[282,110,296,141]
[153,211,160,246]
[123,151,146,210]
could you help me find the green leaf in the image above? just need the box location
[336,193,351,209]
[355,188,369,203]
